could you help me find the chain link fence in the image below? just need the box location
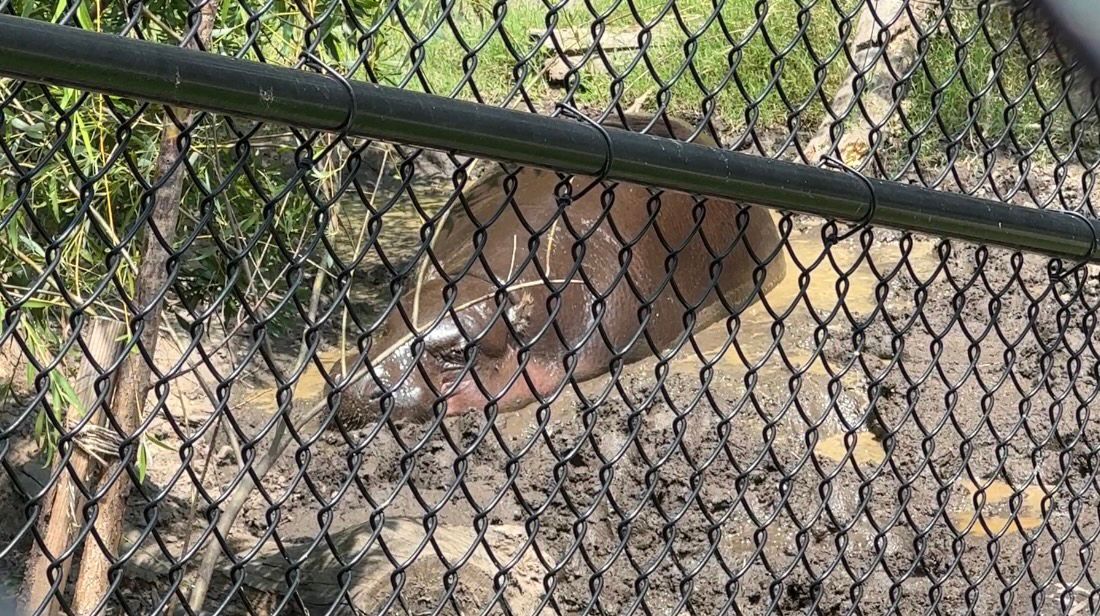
[1,0,1099,613]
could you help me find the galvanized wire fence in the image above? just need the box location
[1,0,1100,614]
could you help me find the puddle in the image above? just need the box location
[669,217,944,387]
[813,428,1048,539]
[235,347,346,415]
[798,313,1050,545]
[951,479,1047,538]
[675,223,883,374]
[721,527,759,563]
[814,430,887,467]
[764,228,883,317]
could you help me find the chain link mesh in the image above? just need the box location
[2,0,1100,614]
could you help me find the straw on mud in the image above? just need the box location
[545,220,558,279]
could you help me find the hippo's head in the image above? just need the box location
[325,272,549,428]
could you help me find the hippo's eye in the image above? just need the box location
[436,345,466,368]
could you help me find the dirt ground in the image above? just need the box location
[2,137,1099,615]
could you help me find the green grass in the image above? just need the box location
[9,0,1074,159]
[327,0,1088,168]
[382,0,860,131]
[902,5,1095,167]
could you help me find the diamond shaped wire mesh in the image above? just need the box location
[1,0,1099,614]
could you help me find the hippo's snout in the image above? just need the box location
[324,280,538,428]
[325,345,439,428]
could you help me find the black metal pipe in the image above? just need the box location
[1,14,1098,264]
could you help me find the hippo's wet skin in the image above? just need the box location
[327,113,789,426]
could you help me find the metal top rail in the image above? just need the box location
[1,13,1099,265]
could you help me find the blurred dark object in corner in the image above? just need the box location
[1028,0,1100,85]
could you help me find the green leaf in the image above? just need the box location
[5,218,19,253]
[8,117,47,138]
[54,371,83,417]
[144,432,176,451]
[74,113,96,161]
[49,0,66,23]
[60,87,77,111]
[136,439,148,484]
[218,0,233,26]
[76,0,95,31]
[50,387,64,419]
[19,234,46,258]
[323,35,342,63]
[21,298,58,311]
[34,405,46,436]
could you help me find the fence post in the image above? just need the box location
[17,317,124,616]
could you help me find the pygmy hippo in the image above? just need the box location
[326,112,788,426]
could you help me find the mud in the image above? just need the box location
[2,147,1099,615]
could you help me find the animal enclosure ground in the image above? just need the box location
[1,144,1098,615]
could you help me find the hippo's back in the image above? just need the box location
[422,113,787,380]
